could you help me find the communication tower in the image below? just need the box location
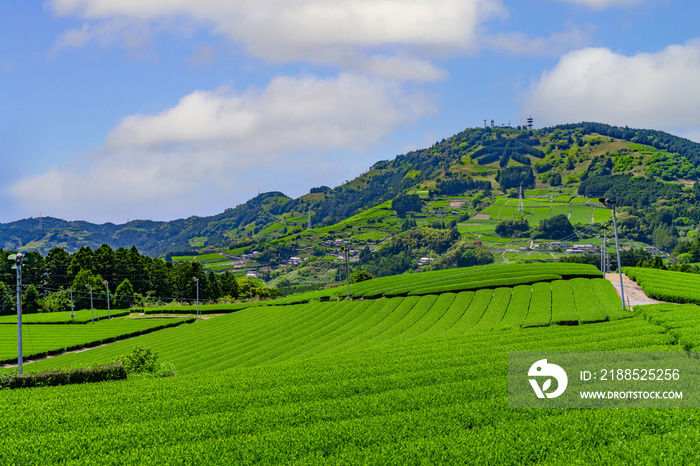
[527,116,534,130]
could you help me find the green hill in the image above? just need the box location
[3,122,698,257]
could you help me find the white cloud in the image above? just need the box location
[9,74,436,222]
[49,0,505,80]
[523,40,700,139]
[550,0,643,9]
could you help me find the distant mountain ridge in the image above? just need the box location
[3,122,699,257]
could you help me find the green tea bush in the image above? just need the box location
[0,363,126,389]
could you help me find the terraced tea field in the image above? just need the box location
[15,277,630,375]
[0,301,696,464]
[0,317,192,365]
[626,267,700,304]
[3,264,699,464]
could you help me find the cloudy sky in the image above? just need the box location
[2,0,699,224]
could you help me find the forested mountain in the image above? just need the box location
[2,122,700,259]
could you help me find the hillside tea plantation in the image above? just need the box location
[625,267,700,304]
[2,263,699,464]
[0,317,192,365]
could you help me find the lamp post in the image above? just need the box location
[599,198,626,311]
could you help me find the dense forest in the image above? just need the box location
[0,245,276,315]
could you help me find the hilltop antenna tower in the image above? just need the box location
[491,119,495,128]
[517,183,524,213]
[527,116,534,130]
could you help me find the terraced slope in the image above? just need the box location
[0,312,692,465]
[15,279,631,375]
[0,318,192,364]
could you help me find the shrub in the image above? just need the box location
[0,364,127,390]
[114,346,175,378]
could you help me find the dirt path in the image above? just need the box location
[1,315,210,370]
[0,334,143,369]
[604,272,669,309]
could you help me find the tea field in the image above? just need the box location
[13,277,631,375]
[0,317,192,365]
[0,304,697,464]
[626,267,700,305]
[3,266,700,464]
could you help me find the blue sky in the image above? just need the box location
[2,0,700,224]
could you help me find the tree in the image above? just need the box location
[23,285,41,314]
[69,246,95,276]
[534,215,574,240]
[114,278,136,308]
[94,243,115,285]
[220,271,239,299]
[72,268,107,309]
[350,270,374,284]
[206,272,221,300]
[0,281,15,315]
[40,289,71,313]
[392,194,424,217]
[549,172,562,187]
[495,218,530,238]
[148,259,171,300]
[46,247,70,289]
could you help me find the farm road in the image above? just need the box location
[604,272,668,309]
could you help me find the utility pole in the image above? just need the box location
[70,288,75,323]
[193,277,200,321]
[600,199,625,310]
[14,255,22,375]
[7,252,32,375]
[104,280,111,319]
[601,224,609,274]
[341,246,350,299]
[87,284,94,323]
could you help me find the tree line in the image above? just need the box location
[0,245,277,315]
